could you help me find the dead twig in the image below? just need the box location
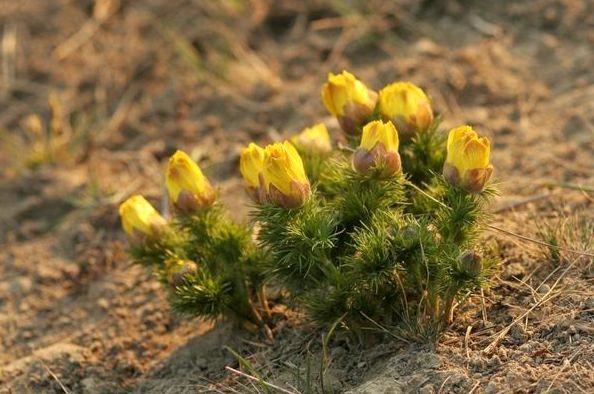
[464,325,473,359]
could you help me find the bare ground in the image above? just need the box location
[0,1,592,393]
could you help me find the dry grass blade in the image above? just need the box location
[486,224,594,258]
[53,0,120,60]
[360,311,410,343]
[1,23,17,94]
[407,181,594,257]
[225,366,298,394]
[492,192,554,213]
[483,257,579,354]
[543,350,582,393]
[437,375,453,394]
[41,362,71,394]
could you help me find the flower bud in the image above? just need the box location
[166,150,216,213]
[458,250,482,277]
[321,71,377,136]
[352,120,401,178]
[290,123,332,154]
[263,141,311,209]
[240,143,267,203]
[165,259,198,288]
[119,195,167,241]
[378,82,433,139]
[443,126,493,193]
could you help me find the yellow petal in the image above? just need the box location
[446,125,476,167]
[379,82,430,117]
[166,150,212,203]
[291,123,332,153]
[379,82,433,131]
[360,120,399,152]
[462,137,490,170]
[321,71,373,117]
[240,143,266,187]
[445,125,491,172]
[263,141,308,196]
[118,195,165,237]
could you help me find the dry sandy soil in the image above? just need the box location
[0,0,593,393]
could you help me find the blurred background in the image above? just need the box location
[0,1,592,392]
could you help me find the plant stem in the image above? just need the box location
[257,285,272,319]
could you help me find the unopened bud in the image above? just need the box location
[443,126,493,194]
[119,195,168,242]
[263,141,311,209]
[321,71,377,136]
[352,120,401,178]
[378,82,433,140]
[166,260,198,288]
[459,250,482,277]
[166,150,216,213]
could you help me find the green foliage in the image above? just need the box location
[130,228,187,268]
[170,272,232,320]
[252,198,340,294]
[400,117,446,185]
[323,160,406,229]
[123,103,497,344]
[132,204,270,328]
[254,131,497,341]
[300,150,330,185]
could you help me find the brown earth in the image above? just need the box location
[0,0,592,393]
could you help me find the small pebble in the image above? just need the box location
[538,284,551,294]
[97,298,109,309]
[485,380,501,394]
[510,325,525,341]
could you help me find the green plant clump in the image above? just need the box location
[118,71,498,342]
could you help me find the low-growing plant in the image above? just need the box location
[0,92,91,174]
[118,70,498,342]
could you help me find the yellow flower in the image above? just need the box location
[166,150,216,212]
[353,120,401,178]
[378,82,433,139]
[443,125,493,193]
[119,195,167,239]
[240,143,267,203]
[321,71,377,135]
[263,141,310,208]
[290,123,332,154]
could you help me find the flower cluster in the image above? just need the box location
[240,141,311,209]
[117,70,497,342]
[119,149,270,331]
[119,150,217,241]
